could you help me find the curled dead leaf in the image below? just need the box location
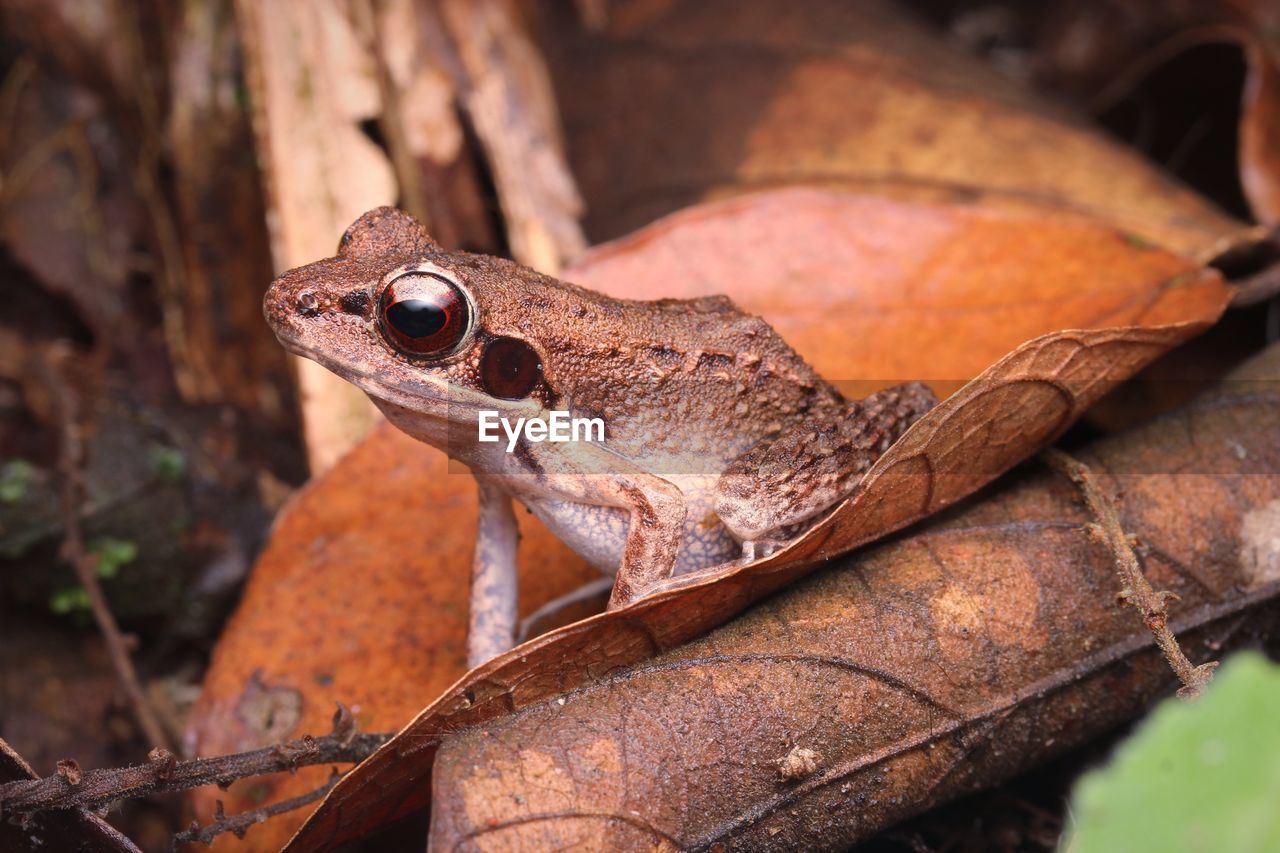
[422,345,1280,851]
[1034,0,1280,227]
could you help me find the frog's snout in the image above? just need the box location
[267,265,371,321]
[263,259,383,378]
[262,267,333,345]
[280,286,365,319]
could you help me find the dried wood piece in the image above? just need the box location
[0,738,140,853]
[0,712,385,819]
[167,0,291,422]
[1043,447,1218,698]
[440,0,586,273]
[234,0,395,471]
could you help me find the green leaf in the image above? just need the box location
[88,537,138,579]
[1063,652,1280,853]
[148,444,187,484]
[0,459,36,504]
[50,586,91,614]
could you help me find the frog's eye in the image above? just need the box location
[379,272,470,356]
[481,337,543,399]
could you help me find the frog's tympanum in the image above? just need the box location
[265,208,936,665]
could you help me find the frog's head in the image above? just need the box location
[264,207,556,449]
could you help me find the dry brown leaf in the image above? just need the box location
[570,188,1227,388]
[0,0,137,98]
[425,342,1280,850]
[280,192,1229,850]
[537,0,1258,262]
[1242,35,1280,223]
[184,425,598,852]
[0,60,134,341]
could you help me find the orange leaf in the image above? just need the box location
[185,429,595,851]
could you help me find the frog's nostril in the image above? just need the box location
[296,291,320,316]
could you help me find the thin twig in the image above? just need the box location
[0,705,389,817]
[1084,24,1252,116]
[1042,447,1218,698]
[1229,262,1280,308]
[172,768,342,848]
[35,346,174,750]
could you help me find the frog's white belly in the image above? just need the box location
[523,473,741,576]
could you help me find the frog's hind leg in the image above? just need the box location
[715,382,937,544]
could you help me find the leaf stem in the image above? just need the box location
[1042,447,1217,698]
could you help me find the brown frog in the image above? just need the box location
[264,208,936,666]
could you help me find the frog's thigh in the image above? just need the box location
[714,421,878,542]
[517,576,615,642]
[714,383,937,541]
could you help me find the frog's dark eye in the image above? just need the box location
[481,337,543,399]
[379,272,469,356]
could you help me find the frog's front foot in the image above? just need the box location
[468,480,519,668]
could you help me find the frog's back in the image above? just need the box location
[535,289,845,467]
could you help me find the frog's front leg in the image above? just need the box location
[467,477,519,668]
[605,473,687,608]
[714,382,938,548]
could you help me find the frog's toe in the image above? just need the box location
[741,539,788,562]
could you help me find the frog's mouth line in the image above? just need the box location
[274,332,533,423]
